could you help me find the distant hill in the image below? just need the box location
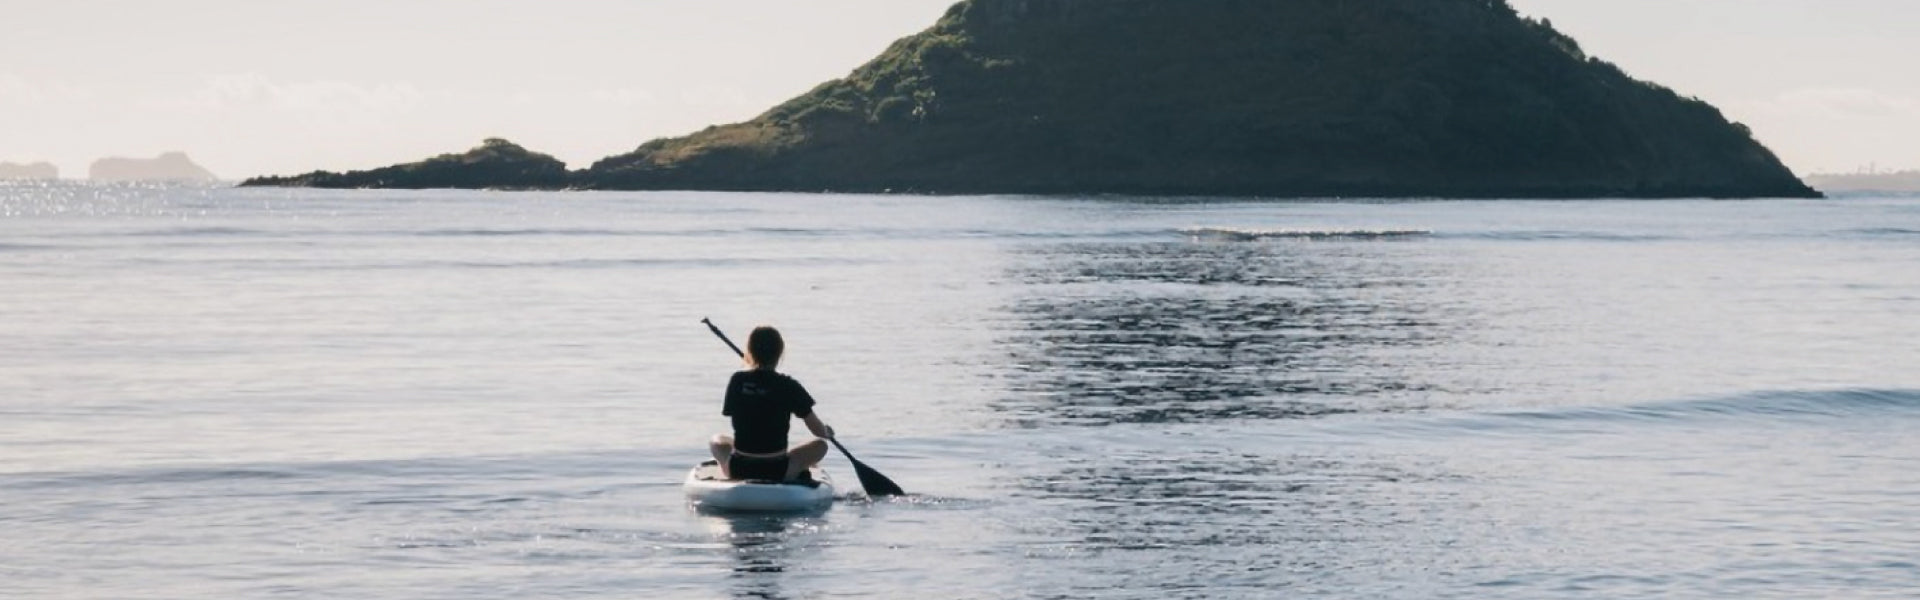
[246,0,1817,199]
[242,138,568,190]
[0,161,58,180]
[1804,170,1920,194]
[90,152,217,183]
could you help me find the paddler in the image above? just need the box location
[709,326,836,481]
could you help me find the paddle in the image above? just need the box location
[702,318,906,497]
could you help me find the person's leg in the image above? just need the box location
[784,438,829,481]
[709,434,734,478]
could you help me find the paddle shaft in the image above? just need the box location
[701,318,745,358]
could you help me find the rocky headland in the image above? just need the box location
[244,0,1818,199]
[243,138,567,190]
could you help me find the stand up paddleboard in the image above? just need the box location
[683,460,834,512]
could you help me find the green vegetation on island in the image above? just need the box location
[243,138,567,190]
[245,0,1818,199]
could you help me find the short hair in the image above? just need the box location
[746,326,784,369]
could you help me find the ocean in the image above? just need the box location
[3,182,1917,598]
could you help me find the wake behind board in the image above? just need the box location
[683,460,834,512]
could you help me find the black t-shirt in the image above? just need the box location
[723,370,816,454]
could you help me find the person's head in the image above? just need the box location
[745,326,784,370]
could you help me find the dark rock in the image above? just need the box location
[242,138,568,190]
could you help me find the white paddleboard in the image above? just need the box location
[683,460,834,512]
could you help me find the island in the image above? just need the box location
[0,161,59,180]
[244,0,1819,199]
[90,152,218,183]
[243,138,568,190]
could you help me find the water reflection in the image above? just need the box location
[989,239,1488,591]
[996,240,1466,425]
[699,510,829,600]
[1007,446,1472,591]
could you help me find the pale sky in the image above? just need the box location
[2,0,1915,179]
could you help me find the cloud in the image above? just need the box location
[588,88,661,107]
[1726,87,1920,174]
[0,75,97,106]
[148,76,687,114]
[154,74,427,112]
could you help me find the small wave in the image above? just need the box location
[1420,389,1920,435]
[1566,388,1919,421]
[318,256,876,271]
[415,226,953,240]
[444,257,816,270]
[1850,227,1920,237]
[122,226,710,240]
[119,226,270,238]
[963,228,1172,240]
[1180,227,1433,241]
[0,449,661,492]
[0,467,306,491]
[414,228,637,237]
[1449,230,1679,242]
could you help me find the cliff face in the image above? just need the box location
[582,0,1814,198]
[89,152,217,182]
[241,139,568,190]
[248,0,1817,198]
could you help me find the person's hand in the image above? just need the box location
[822,425,836,440]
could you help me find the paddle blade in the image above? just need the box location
[848,457,905,498]
[830,439,905,497]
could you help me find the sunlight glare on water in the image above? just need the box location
[2,183,1918,598]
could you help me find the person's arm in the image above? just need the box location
[801,412,835,440]
[787,375,831,439]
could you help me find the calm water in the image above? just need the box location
[3,182,1918,598]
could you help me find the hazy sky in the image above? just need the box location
[3,0,1915,179]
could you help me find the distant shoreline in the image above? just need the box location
[1804,170,1920,194]
[17,179,1858,202]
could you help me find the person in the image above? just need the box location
[709,326,835,481]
